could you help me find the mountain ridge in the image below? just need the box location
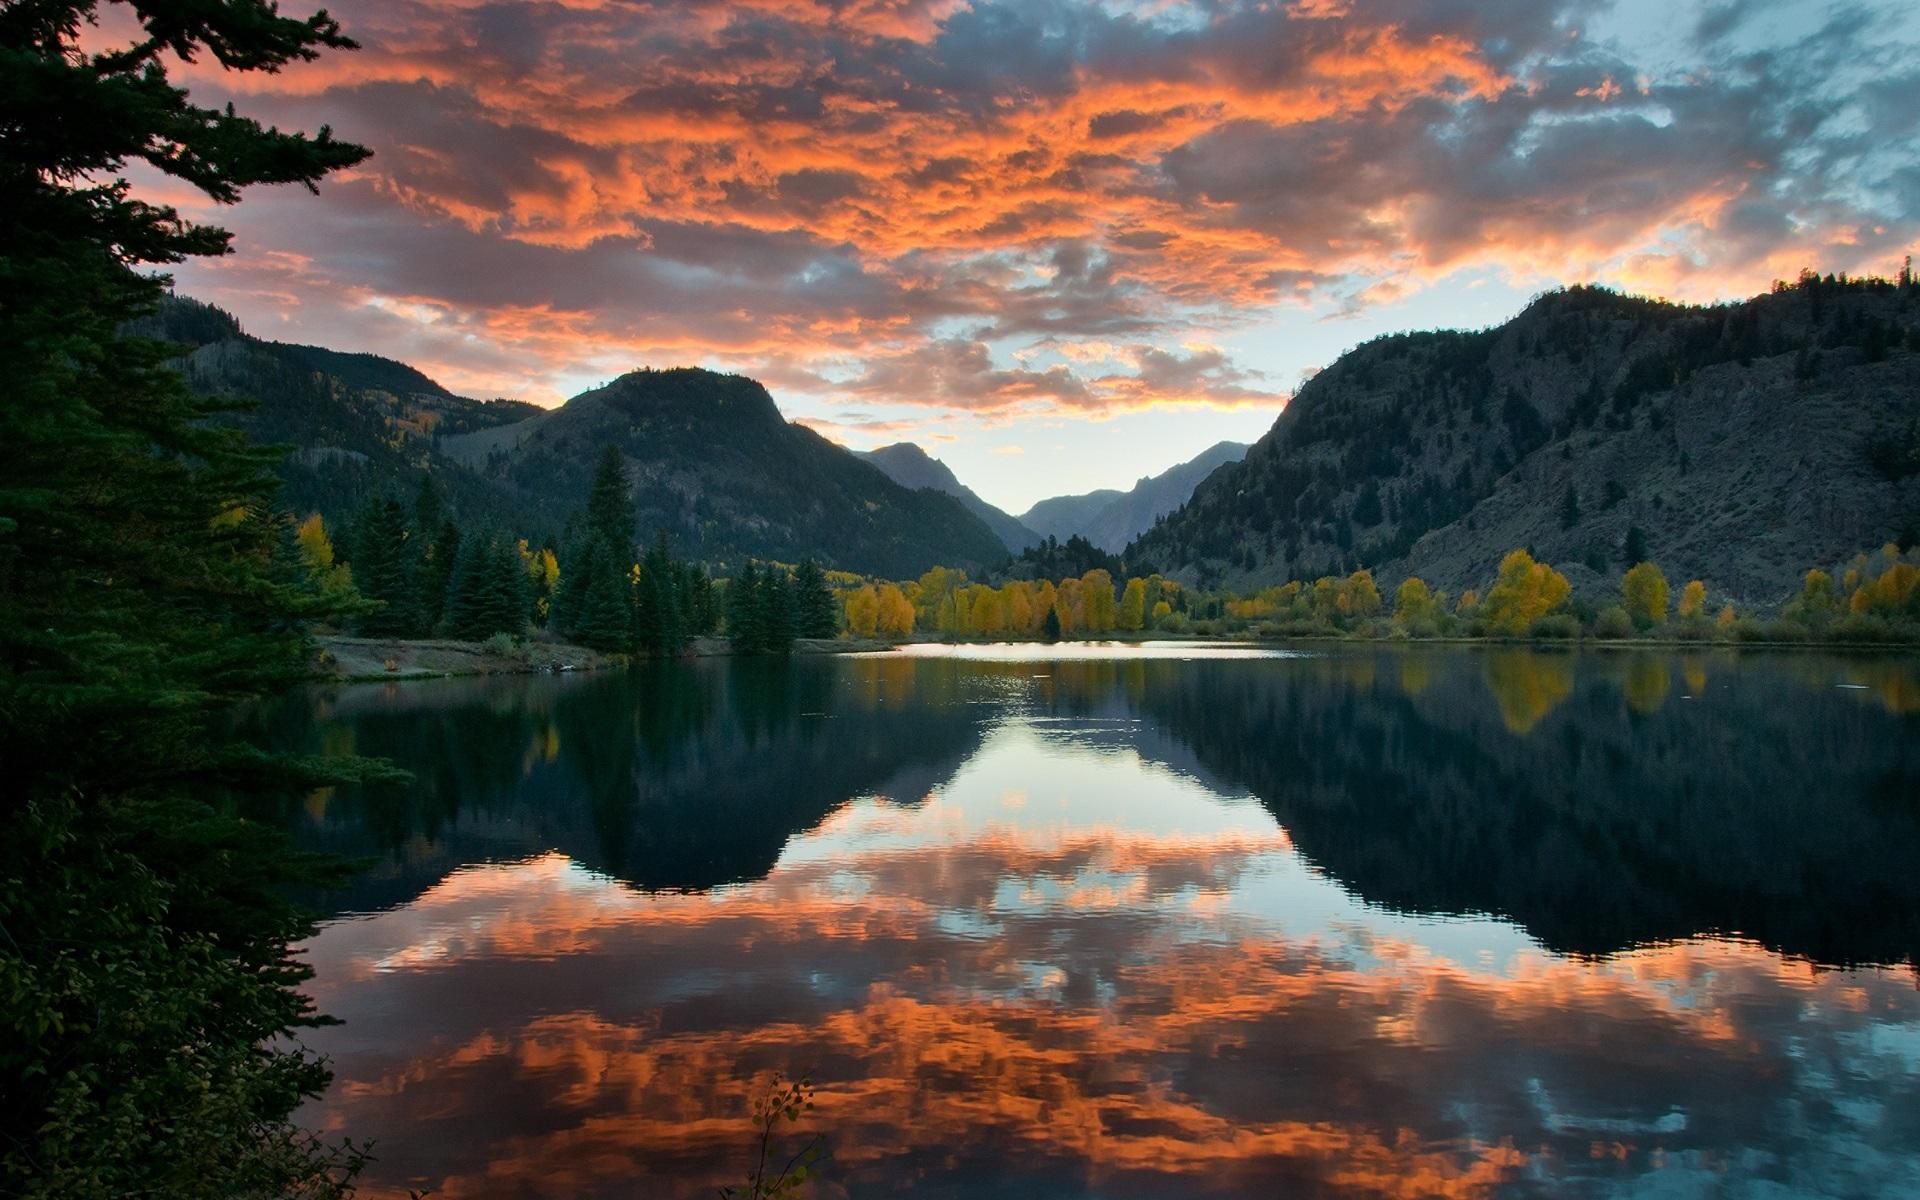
[1128,279,1920,601]
[1022,440,1250,552]
[854,442,1040,551]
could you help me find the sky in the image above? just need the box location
[148,0,1920,514]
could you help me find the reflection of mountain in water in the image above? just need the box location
[257,657,991,913]
[268,649,1920,967]
[1110,650,1920,967]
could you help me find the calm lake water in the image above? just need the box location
[264,644,1920,1199]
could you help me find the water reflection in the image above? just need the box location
[271,647,1920,1199]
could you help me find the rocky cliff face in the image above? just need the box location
[1130,279,1920,603]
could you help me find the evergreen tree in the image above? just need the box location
[1559,484,1581,529]
[635,532,685,654]
[1042,604,1064,642]
[682,563,719,636]
[728,561,765,650]
[442,530,528,640]
[0,3,373,1196]
[421,519,461,630]
[585,445,635,557]
[349,494,420,636]
[568,542,633,652]
[763,567,796,652]
[1623,524,1650,567]
[793,558,838,638]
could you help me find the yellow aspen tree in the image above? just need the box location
[1677,579,1706,619]
[845,584,881,637]
[1005,581,1034,633]
[1118,578,1148,631]
[1483,549,1571,634]
[878,584,916,637]
[1621,561,1670,628]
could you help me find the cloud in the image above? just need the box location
[160,0,1920,419]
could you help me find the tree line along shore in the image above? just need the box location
[295,441,1920,662]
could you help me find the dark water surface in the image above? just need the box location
[267,644,1920,1199]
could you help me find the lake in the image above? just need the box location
[264,644,1920,1199]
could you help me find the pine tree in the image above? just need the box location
[1559,484,1581,529]
[762,567,796,652]
[1,3,373,1195]
[585,445,635,557]
[442,531,528,640]
[1623,525,1650,567]
[793,558,838,638]
[728,561,765,650]
[1042,604,1064,642]
[350,495,420,636]
[635,533,685,654]
[570,544,634,653]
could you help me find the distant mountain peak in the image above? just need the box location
[1019,441,1251,552]
[855,442,1039,553]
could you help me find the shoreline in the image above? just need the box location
[319,629,1919,682]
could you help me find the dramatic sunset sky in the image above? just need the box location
[158,0,1920,511]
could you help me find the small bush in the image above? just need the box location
[1725,617,1770,642]
[1667,617,1714,641]
[1591,606,1634,639]
[483,631,518,657]
[1529,614,1582,639]
[1764,618,1812,643]
[1829,613,1902,643]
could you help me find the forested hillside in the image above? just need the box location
[1129,275,1920,601]
[144,297,1008,576]
[134,296,537,526]
[441,368,1009,577]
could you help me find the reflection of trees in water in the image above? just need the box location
[263,649,1920,966]
[262,659,990,910]
[1107,648,1920,967]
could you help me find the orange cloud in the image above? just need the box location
[154,0,1920,420]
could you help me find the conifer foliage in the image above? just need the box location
[0,3,374,1197]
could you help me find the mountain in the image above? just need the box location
[1019,490,1124,545]
[855,442,1039,551]
[1127,278,1920,602]
[1021,440,1250,552]
[134,295,539,524]
[440,369,1009,577]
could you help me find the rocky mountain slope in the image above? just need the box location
[1128,278,1920,602]
[855,442,1039,551]
[440,369,1009,576]
[145,296,1008,576]
[135,295,538,525]
[1023,441,1249,552]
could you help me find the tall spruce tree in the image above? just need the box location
[565,537,633,652]
[635,532,685,654]
[762,567,796,653]
[728,561,765,651]
[793,558,838,638]
[350,493,420,636]
[442,530,529,640]
[0,3,373,1197]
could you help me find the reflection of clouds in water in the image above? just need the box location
[286,650,1920,1198]
[305,828,1920,1198]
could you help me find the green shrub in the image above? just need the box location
[1726,617,1770,642]
[1764,618,1812,643]
[1592,606,1634,639]
[1529,614,1582,639]
[1828,613,1902,643]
